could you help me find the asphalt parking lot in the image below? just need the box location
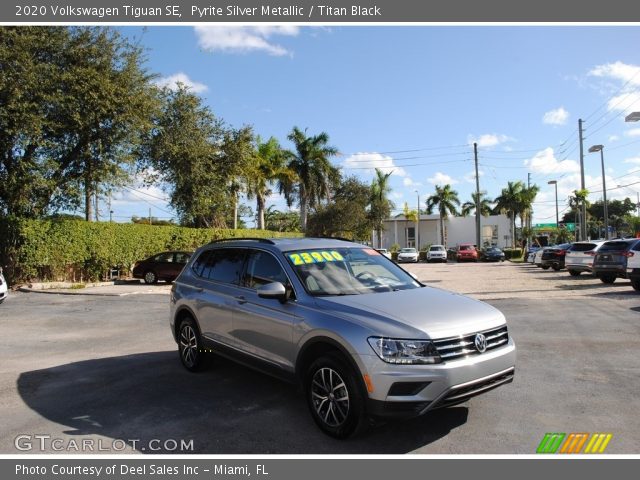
[1,262,639,454]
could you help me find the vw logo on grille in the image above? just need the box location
[474,333,487,353]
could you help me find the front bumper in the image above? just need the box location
[361,338,516,419]
[397,256,418,263]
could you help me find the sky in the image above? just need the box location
[104,26,640,226]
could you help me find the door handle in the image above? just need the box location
[234,295,247,304]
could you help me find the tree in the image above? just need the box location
[369,168,394,247]
[461,191,493,217]
[426,184,460,246]
[0,27,157,219]
[245,136,292,230]
[494,181,524,248]
[280,127,340,231]
[306,176,372,240]
[144,85,249,228]
[264,206,300,232]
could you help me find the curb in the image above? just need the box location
[18,287,124,297]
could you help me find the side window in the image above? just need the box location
[191,251,211,277]
[243,250,290,289]
[205,249,246,285]
[633,241,640,252]
[154,252,173,263]
[175,252,190,264]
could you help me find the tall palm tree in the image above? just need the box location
[426,184,460,246]
[518,184,540,243]
[402,202,418,247]
[245,136,292,230]
[370,168,394,247]
[569,189,590,240]
[494,181,524,248]
[461,191,493,217]
[280,127,340,231]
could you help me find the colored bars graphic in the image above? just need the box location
[537,433,613,454]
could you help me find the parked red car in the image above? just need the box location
[133,251,192,284]
[455,243,479,262]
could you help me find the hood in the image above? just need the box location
[313,286,506,340]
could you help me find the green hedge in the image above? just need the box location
[503,248,523,260]
[0,218,301,283]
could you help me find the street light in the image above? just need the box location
[414,190,420,250]
[548,180,559,228]
[588,144,609,240]
[625,112,640,122]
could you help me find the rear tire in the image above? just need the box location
[568,270,580,277]
[600,275,616,284]
[541,265,550,270]
[632,280,640,292]
[305,353,367,439]
[143,270,158,284]
[552,264,561,271]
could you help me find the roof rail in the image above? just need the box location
[210,237,275,245]
[312,236,358,243]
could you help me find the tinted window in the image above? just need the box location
[600,241,634,252]
[570,243,598,252]
[243,250,289,289]
[153,252,173,262]
[203,249,246,284]
[175,252,191,264]
[430,246,444,251]
[460,245,474,251]
[191,251,211,277]
[632,241,640,252]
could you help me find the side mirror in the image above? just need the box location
[257,282,288,301]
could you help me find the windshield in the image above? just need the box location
[430,246,444,251]
[400,248,416,253]
[460,245,474,251]
[285,248,421,296]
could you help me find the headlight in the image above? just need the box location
[367,337,442,364]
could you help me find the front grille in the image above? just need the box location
[435,368,515,409]
[432,325,509,361]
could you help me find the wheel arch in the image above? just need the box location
[172,305,201,342]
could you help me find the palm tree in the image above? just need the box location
[494,181,524,248]
[370,168,394,247]
[569,189,590,240]
[426,184,460,246]
[280,127,340,231]
[402,202,418,247]
[461,192,493,217]
[245,136,292,230]
[518,184,540,245]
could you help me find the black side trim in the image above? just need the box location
[388,381,431,396]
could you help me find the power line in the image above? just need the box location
[339,143,469,157]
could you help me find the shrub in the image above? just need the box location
[503,248,523,260]
[0,218,301,283]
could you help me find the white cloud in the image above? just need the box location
[343,152,406,177]
[609,135,620,142]
[624,157,640,165]
[524,147,580,174]
[542,107,569,126]
[194,26,299,56]
[624,128,640,137]
[154,72,208,93]
[402,177,421,187]
[427,172,458,185]
[606,91,640,112]
[589,61,640,87]
[467,133,513,148]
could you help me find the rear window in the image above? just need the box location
[599,241,635,252]
[459,245,474,251]
[570,243,598,252]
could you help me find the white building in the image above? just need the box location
[377,214,513,249]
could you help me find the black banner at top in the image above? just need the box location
[4,0,640,23]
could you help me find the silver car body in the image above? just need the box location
[170,238,515,421]
[565,241,605,274]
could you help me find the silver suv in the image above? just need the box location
[170,238,516,438]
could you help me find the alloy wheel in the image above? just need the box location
[311,367,350,427]
[180,324,198,368]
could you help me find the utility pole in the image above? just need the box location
[414,190,420,250]
[578,119,587,240]
[108,192,113,223]
[474,142,481,248]
[149,208,152,225]
[527,172,532,245]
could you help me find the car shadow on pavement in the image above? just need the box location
[16,351,467,454]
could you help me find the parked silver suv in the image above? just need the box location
[170,238,516,438]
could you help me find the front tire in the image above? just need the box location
[568,270,580,277]
[143,270,158,284]
[552,264,561,271]
[305,353,366,439]
[178,317,209,372]
[632,280,640,292]
[600,275,616,284]
[541,265,550,270]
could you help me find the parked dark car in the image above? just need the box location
[592,239,640,284]
[480,246,505,262]
[133,251,192,284]
[540,243,572,271]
